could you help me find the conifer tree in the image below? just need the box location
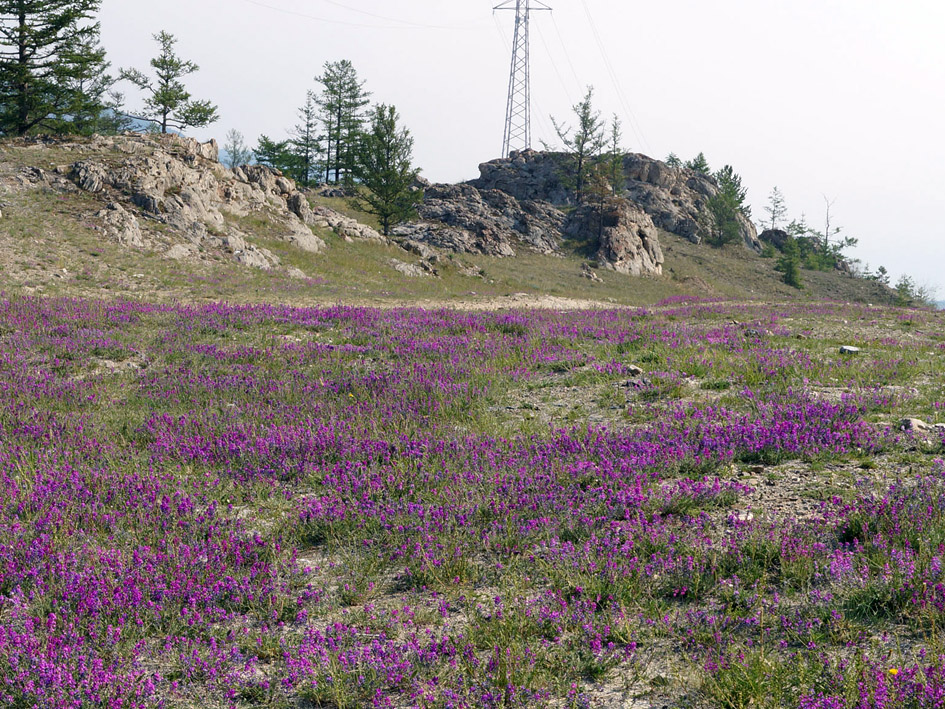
[315,59,370,184]
[290,91,321,187]
[59,34,127,135]
[763,186,787,231]
[607,114,624,196]
[120,31,218,134]
[775,235,803,288]
[254,134,299,175]
[705,165,750,247]
[550,86,605,204]
[0,0,108,135]
[685,152,711,175]
[350,104,421,236]
[222,129,252,168]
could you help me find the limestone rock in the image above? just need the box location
[402,240,442,263]
[581,263,602,282]
[97,203,144,247]
[165,243,197,261]
[394,182,564,257]
[900,418,933,433]
[472,150,760,251]
[54,134,346,269]
[309,205,385,242]
[281,217,326,254]
[564,200,664,277]
[391,258,436,278]
[71,161,109,193]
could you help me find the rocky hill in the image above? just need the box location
[472,150,759,250]
[0,133,897,306]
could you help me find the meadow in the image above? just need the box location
[1,295,945,708]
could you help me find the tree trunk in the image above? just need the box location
[16,5,29,135]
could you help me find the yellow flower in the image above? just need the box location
[889,668,899,676]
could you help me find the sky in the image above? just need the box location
[99,0,945,297]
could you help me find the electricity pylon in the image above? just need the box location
[494,0,551,157]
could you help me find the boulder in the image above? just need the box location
[391,258,436,278]
[71,161,109,193]
[96,203,144,247]
[564,199,664,277]
[402,240,442,263]
[760,228,792,251]
[309,205,385,243]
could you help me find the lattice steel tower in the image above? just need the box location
[494,0,551,157]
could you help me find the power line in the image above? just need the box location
[534,20,575,106]
[549,13,583,96]
[577,0,650,153]
[243,0,489,31]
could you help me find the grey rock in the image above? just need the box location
[55,134,347,268]
[472,150,760,251]
[759,228,792,251]
[395,181,564,257]
[900,418,933,432]
[839,346,860,355]
[581,262,602,282]
[309,205,385,242]
[391,258,436,278]
[564,200,663,276]
[165,243,197,261]
[96,203,144,247]
[71,161,109,193]
[402,240,442,263]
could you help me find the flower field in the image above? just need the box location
[2,296,945,707]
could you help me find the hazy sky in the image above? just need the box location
[100,0,944,297]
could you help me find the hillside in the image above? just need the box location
[0,133,896,307]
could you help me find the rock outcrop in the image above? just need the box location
[308,205,386,243]
[472,150,760,251]
[564,201,664,276]
[392,182,564,257]
[55,133,334,269]
[759,228,792,251]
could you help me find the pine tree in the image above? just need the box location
[705,165,749,247]
[222,129,252,169]
[289,91,321,187]
[665,153,682,168]
[715,165,750,217]
[253,134,299,175]
[685,152,711,175]
[350,104,421,236]
[763,186,787,231]
[705,189,741,247]
[607,114,624,196]
[120,31,218,134]
[551,86,605,204]
[0,0,108,136]
[315,59,370,184]
[775,235,803,288]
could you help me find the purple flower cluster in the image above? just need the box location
[0,296,943,706]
